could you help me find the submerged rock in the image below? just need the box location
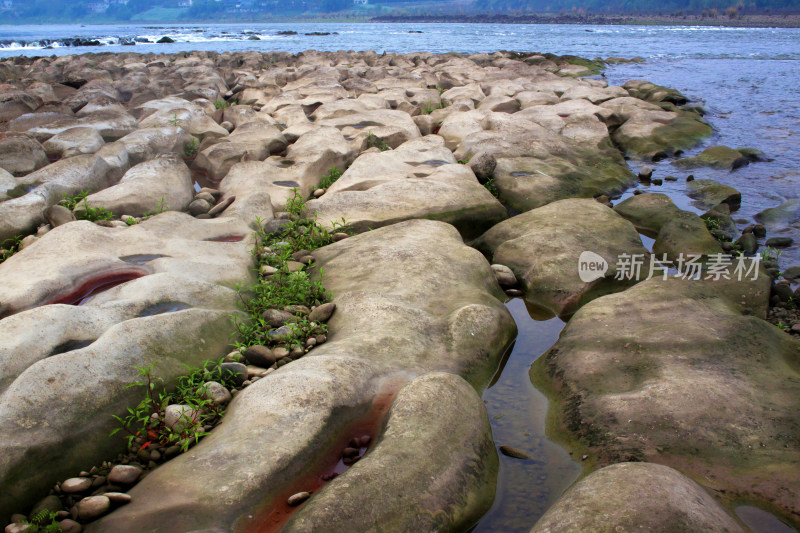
[532,462,746,533]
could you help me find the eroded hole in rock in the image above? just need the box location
[48,339,95,356]
[511,172,533,177]
[48,270,147,306]
[204,234,245,242]
[137,302,191,317]
[277,159,294,168]
[244,381,403,533]
[351,121,381,130]
[7,184,37,199]
[273,180,300,188]
[120,254,166,265]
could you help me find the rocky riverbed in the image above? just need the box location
[0,49,798,532]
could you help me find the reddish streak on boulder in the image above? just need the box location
[47,269,147,306]
[243,381,405,533]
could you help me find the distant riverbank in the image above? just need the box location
[372,13,800,28]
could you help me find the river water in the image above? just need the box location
[2,22,798,268]
[2,22,798,532]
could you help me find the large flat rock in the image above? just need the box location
[474,198,647,316]
[0,212,256,522]
[308,136,506,239]
[534,276,800,524]
[88,219,516,533]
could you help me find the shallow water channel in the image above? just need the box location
[472,298,581,533]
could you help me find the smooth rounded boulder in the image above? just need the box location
[532,462,746,533]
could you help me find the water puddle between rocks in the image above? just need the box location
[736,506,798,533]
[137,302,191,317]
[273,180,300,188]
[472,298,581,533]
[120,254,165,265]
[48,338,95,356]
[48,269,146,306]
[242,379,405,533]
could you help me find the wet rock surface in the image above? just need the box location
[0,49,796,532]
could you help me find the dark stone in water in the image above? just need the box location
[766,236,793,247]
[157,36,175,44]
[499,445,531,459]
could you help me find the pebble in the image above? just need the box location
[104,492,133,504]
[313,188,325,198]
[638,166,653,180]
[187,199,213,216]
[165,404,201,433]
[200,380,232,405]
[491,264,517,288]
[287,492,311,506]
[57,519,82,533]
[332,232,349,242]
[505,289,523,297]
[309,302,336,323]
[664,175,678,181]
[285,260,305,272]
[263,218,291,236]
[260,265,278,276]
[107,464,142,485]
[220,362,248,387]
[272,347,290,359]
[208,195,235,217]
[246,365,268,378]
[290,346,304,358]
[244,345,276,367]
[499,445,531,459]
[284,304,311,316]
[76,495,111,520]
[261,309,296,328]
[4,524,30,533]
[61,477,92,493]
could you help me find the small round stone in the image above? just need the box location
[287,491,311,506]
[76,495,111,520]
[58,519,82,533]
[107,465,142,485]
[61,477,93,493]
[104,492,133,504]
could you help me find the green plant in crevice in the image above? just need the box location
[314,166,343,191]
[110,360,236,452]
[214,98,236,110]
[365,131,390,152]
[421,101,444,115]
[0,234,24,264]
[760,246,781,263]
[483,177,500,198]
[702,216,721,232]
[231,189,335,351]
[23,509,61,533]
[60,191,114,222]
[183,138,199,159]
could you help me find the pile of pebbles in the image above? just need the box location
[186,188,234,219]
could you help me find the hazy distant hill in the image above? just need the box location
[2,0,799,23]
